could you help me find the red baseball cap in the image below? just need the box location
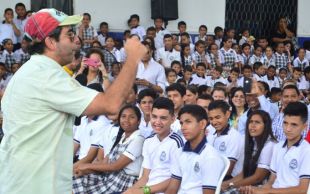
[24,8,82,41]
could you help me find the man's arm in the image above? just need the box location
[165,178,181,194]
[83,37,146,116]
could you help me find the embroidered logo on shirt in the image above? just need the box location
[289,159,298,169]
[169,56,175,60]
[194,162,200,172]
[219,142,226,152]
[160,151,166,161]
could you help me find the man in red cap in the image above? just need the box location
[0,8,146,194]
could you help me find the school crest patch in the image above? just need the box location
[194,162,200,172]
[289,159,298,169]
[160,151,166,161]
[219,142,226,152]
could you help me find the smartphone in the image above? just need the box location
[243,77,252,93]
[83,58,100,67]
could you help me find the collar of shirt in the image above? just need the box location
[282,136,303,148]
[213,124,231,136]
[267,76,275,80]
[183,135,207,154]
[196,74,206,79]
[165,47,173,52]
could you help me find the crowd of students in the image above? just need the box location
[1,3,310,194]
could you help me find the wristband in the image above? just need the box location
[142,186,151,194]
[102,75,109,80]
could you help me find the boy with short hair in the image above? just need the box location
[124,97,184,194]
[243,102,310,194]
[190,62,208,86]
[237,65,253,93]
[156,34,181,68]
[97,22,109,46]
[207,100,244,179]
[206,66,227,88]
[165,105,225,194]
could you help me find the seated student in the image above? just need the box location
[190,62,208,86]
[182,65,193,85]
[184,85,198,105]
[124,97,184,194]
[240,43,251,66]
[238,80,277,135]
[156,34,181,68]
[97,22,109,47]
[192,40,209,67]
[0,38,16,72]
[165,68,177,87]
[252,62,265,82]
[299,66,310,91]
[262,65,280,90]
[241,102,310,194]
[180,32,195,54]
[166,83,186,138]
[249,45,265,66]
[269,87,282,109]
[137,88,158,138]
[207,100,244,179]
[226,67,240,91]
[290,67,303,90]
[278,67,288,88]
[293,48,309,71]
[222,110,277,192]
[180,44,194,67]
[211,87,227,101]
[237,65,253,93]
[128,14,146,41]
[72,105,145,194]
[206,66,227,88]
[197,94,214,113]
[165,105,226,194]
[171,60,183,79]
[13,38,30,65]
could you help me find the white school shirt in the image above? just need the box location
[306,50,310,62]
[171,137,225,193]
[299,75,310,90]
[109,47,121,62]
[270,139,310,188]
[139,116,154,138]
[262,75,280,89]
[156,48,181,68]
[254,139,277,170]
[99,123,120,157]
[170,118,184,141]
[206,75,227,88]
[253,73,264,82]
[73,115,109,159]
[0,23,19,44]
[263,56,276,67]
[13,17,28,43]
[207,125,244,176]
[131,25,146,41]
[143,132,184,186]
[111,130,145,176]
[97,34,107,46]
[154,28,170,49]
[249,55,265,66]
[190,74,208,86]
[293,57,309,69]
[136,58,166,93]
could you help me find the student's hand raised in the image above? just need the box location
[250,79,263,97]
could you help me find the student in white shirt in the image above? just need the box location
[73,105,145,194]
[299,66,310,91]
[207,100,244,179]
[241,102,310,194]
[166,105,225,194]
[180,32,195,54]
[206,66,227,88]
[138,88,158,138]
[156,34,181,68]
[124,97,184,194]
[249,45,265,66]
[252,62,265,82]
[97,22,109,47]
[194,25,208,43]
[105,36,121,62]
[293,48,309,70]
[14,3,28,45]
[153,17,170,50]
[190,63,208,86]
[222,110,277,192]
[128,14,146,41]
[0,8,21,46]
[262,65,280,89]
[136,41,166,94]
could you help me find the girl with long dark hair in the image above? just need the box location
[222,110,277,192]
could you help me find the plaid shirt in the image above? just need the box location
[263,56,276,67]
[1,50,16,71]
[192,51,207,65]
[249,55,264,66]
[14,48,30,65]
[103,49,117,71]
[274,52,289,69]
[80,25,97,50]
[220,48,237,68]
[183,55,194,66]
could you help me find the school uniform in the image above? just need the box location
[293,57,309,70]
[299,75,310,90]
[183,55,194,67]
[131,25,146,41]
[263,56,276,67]
[306,50,310,62]
[77,25,98,50]
[207,125,244,176]
[13,48,30,65]
[171,136,225,193]
[240,53,251,65]
[13,17,28,43]
[239,36,247,46]
[97,33,107,46]
[274,52,289,69]
[99,123,120,157]
[154,28,170,49]
[253,138,277,170]
[156,47,181,68]
[262,75,280,89]
[253,73,264,82]
[192,51,208,65]
[136,58,166,93]
[73,115,110,160]
[139,116,154,138]
[190,74,208,86]
[143,132,184,187]
[219,48,238,69]
[206,75,227,88]
[0,50,17,70]
[249,55,265,66]
[270,138,310,188]
[194,35,207,43]
[0,23,19,45]
[207,51,223,68]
